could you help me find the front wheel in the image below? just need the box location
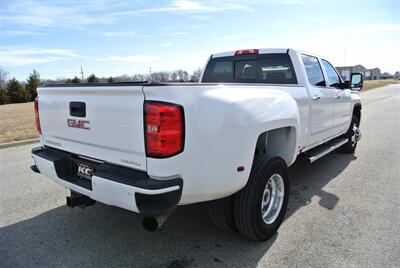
[234,155,289,241]
[339,115,361,154]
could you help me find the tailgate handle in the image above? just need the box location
[69,102,86,117]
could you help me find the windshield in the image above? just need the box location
[202,53,297,84]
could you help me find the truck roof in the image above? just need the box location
[212,48,291,58]
[211,48,322,60]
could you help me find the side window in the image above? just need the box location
[202,60,233,82]
[301,55,325,86]
[321,59,340,87]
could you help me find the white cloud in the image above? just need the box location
[343,23,400,32]
[101,31,136,37]
[0,48,80,67]
[6,49,80,57]
[268,0,319,5]
[0,30,44,36]
[0,1,116,28]
[170,31,188,35]
[1,1,253,30]
[271,0,306,4]
[216,34,251,40]
[111,0,253,16]
[0,55,55,66]
[160,42,172,47]
[97,55,159,63]
[100,31,188,38]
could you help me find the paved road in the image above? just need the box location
[1,85,399,267]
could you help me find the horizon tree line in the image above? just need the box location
[0,68,203,105]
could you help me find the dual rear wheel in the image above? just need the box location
[209,154,289,241]
[211,115,360,240]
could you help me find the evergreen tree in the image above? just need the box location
[87,74,99,83]
[0,89,9,104]
[107,76,114,83]
[7,78,30,103]
[71,76,80,83]
[25,70,41,100]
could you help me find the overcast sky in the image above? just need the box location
[0,0,399,80]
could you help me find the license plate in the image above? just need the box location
[76,163,95,180]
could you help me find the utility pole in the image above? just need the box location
[80,66,84,80]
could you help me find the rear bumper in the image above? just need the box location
[31,146,182,216]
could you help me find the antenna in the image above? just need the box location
[80,66,84,80]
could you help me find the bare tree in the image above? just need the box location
[190,68,202,82]
[131,74,149,82]
[0,69,9,90]
[182,71,189,81]
[176,70,184,81]
[150,71,171,82]
[170,71,178,81]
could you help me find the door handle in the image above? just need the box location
[312,95,321,100]
[334,95,341,99]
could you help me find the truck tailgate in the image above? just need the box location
[38,85,147,171]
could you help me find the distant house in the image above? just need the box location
[336,65,381,80]
[365,68,381,80]
[380,72,394,80]
[336,65,366,81]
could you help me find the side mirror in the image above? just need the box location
[339,80,351,89]
[350,72,363,91]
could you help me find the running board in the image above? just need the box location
[307,138,348,163]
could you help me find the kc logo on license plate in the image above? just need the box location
[76,163,94,180]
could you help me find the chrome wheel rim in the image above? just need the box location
[351,122,361,146]
[261,174,284,224]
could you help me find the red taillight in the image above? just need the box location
[235,49,259,55]
[145,101,184,158]
[34,96,41,134]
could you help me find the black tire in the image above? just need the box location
[209,195,237,232]
[339,115,360,154]
[234,154,289,241]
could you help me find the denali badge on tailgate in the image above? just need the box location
[67,119,90,130]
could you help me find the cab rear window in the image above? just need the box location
[202,53,297,84]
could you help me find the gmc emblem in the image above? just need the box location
[67,119,90,130]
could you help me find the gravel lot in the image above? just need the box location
[1,84,399,267]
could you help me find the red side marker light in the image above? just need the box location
[34,96,41,134]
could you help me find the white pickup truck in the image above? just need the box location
[31,48,363,241]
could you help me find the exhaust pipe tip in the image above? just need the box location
[142,211,173,232]
[143,217,160,232]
